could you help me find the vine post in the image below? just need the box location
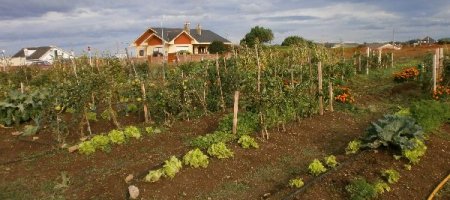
[141,82,150,123]
[329,81,334,112]
[433,49,438,93]
[439,48,444,78]
[232,91,239,135]
[391,52,394,68]
[378,49,382,66]
[20,82,24,94]
[358,54,361,72]
[366,47,370,75]
[318,61,323,116]
[216,54,226,112]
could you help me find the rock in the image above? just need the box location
[60,143,68,149]
[125,174,134,183]
[128,185,139,199]
[32,136,39,141]
[11,131,22,136]
[68,145,79,153]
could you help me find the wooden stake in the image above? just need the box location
[378,49,382,65]
[329,81,334,112]
[391,52,394,68]
[432,50,437,93]
[20,82,24,94]
[141,82,149,123]
[318,62,323,116]
[232,91,239,135]
[255,45,261,94]
[358,54,361,72]
[216,55,225,111]
[366,47,370,75]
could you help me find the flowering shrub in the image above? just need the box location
[335,86,354,104]
[432,85,450,100]
[393,67,419,82]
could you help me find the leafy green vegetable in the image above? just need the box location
[374,180,391,195]
[22,125,39,136]
[346,178,377,200]
[91,135,110,152]
[346,140,361,155]
[86,111,98,121]
[324,155,338,168]
[218,112,259,136]
[237,135,259,149]
[308,159,327,176]
[207,142,234,159]
[162,156,183,179]
[381,169,400,184]
[288,178,304,188]
[190,131,236,149]
[363,115,424,150]
[124,126,141,139]
[144,169,164,183]
[402,138,427,164]
[78,141,96,155]
[108,130,126,144]
[183,148,209,168]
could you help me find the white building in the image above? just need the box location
[11,46,73,66]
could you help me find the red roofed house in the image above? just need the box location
[132,22,231,59]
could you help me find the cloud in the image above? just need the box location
[0,0,449,55]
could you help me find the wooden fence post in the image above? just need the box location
[329,81,334,112]
[366,47,370,75]
[433,49,438,93]
[318,62,323,116]
[391,52,394,68]
[141,82,150,123]
[358,54,361,72]
[216,55,225,112]
[232,91,239,135]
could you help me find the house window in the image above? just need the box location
[176,46,189,53]
[153,47,163,57]
[198,47,207,54]
[139,49,145,56]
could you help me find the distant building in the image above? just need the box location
[132,22,231,58]
[418,36,436,45]
[365,43,401,50]
[11,46,73,66]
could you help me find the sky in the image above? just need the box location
[0,0,449,56]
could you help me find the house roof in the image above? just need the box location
[421,36,435,42]
[12,46,52,59]
[146,28,230,44]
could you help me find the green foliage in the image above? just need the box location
[308,159,327,176]
[208,41,228,54]
[108,130,126,144]
[144,169,164,183]
[190,131,236,149]
[346,178,377,200]
[281,36,314,47]
[0,89,49,126]
[124,126,141,139]
[162,156,183,179]
[183,148,209,168]
[86,111,97,121]
[288,178,304,188]
[324,155,338,168]
[374,180,391,195]
[394,107,411,117]
[346,140,361,155]
[22,125,39,136]
[218,112,259,136]
[363,115,424,150]
[207,142,234,159]
[381,169,400,184]
[91,135,110,152]
[78,141,96,155]
[240,26,274,47]
[237,135,259,149]
[402,138,427,164]
[410,100,450,131]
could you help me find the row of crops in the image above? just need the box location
[0,45,384,142]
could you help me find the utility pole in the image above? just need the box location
[1,50,5,71]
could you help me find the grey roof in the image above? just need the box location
[421,36,435,42]
[150,28,230,43]
[12,46,52,59]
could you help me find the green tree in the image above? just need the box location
[240,26,274,47]
[208,40,228,54]
[281,36,313,47]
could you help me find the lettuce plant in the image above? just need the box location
[373,180,391,195]
[288,178,304,188]
[144,169,164,183]
[346,178,377,200]
[183,148,209,168]
[91,135,110,152]
[402,138,427,164]
[381,169,400,184]
[78,141,96,155]
[324,155,338,168]
[308,159,327,176]
[162,156,183,178]
[108,130,126,144]
[124,126,141,139]
[345,140,361,155]
[191,131,236,149]
[207,142,234,159]
[238,135,259,149]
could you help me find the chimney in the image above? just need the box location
[196,24,202,35]
[184,21,190,34]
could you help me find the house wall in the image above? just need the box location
[174,33,192,44]
[10,57,26,66]
[40,47,72,64]
[147,36,162,46]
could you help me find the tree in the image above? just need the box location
[208,40,228,54]
[281,36,314,47]
[240,26,274,47]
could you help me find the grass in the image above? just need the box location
[196,181,250,200]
